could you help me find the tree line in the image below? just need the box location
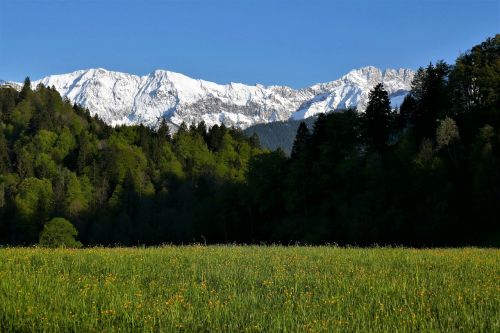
[0,35,498,246]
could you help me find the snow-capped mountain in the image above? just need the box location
[15,66,414,129]
[0,80,21,90]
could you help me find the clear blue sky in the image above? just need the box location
[0,0,498,88]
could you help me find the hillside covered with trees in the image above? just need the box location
[244,116,316,154]
[0,35,499,246]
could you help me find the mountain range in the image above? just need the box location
[5,66,415,129]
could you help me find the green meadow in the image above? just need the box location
[0,247,498,332]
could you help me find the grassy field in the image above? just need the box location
[0,247,498,332]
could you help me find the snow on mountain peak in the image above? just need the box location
[24,66,414,129]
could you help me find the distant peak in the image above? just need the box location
[150,69,190,80]
[341,66,414,83]
[348,66,413,75]
[347,66,381,74]
[355,65,380,72]
[151,69,168,76]
[94,67,109,73]
[74,68,108,74]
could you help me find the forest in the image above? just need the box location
[0,35,498,246]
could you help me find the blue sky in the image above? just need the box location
[0,0,498,88]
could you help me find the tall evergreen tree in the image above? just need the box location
[177,122,188,135]
[196,121,208,143]
[364,83,392,151]
[18,77,32,101]
[308,113,328,159]
[189,122,197,134]
[207,124,227,152]
[248,133,261,149]
[396,94,417,130]
[0,88,17,119]
[157,119,171,142]
[411,62,450,140]
[291,122,310,160]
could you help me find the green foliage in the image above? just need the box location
[53,127,76,161]
[156,143,184,179]
[63,171,92,217]
[11,100,35,130]
[450,35,500,113]
[38,217,82,248]
[14,177,53,222]
[0,129,10,173]
[173,130,215,179]
[11,177,53,243]
[0,87,17,119]
[34,153,58,179]
[34,129,58,152]
[436,118,460,146]
[15,147,35,178]
[106,134,149,185]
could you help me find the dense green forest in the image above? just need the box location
[1,35,499,246]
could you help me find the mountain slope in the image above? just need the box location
[245,117,317,154]
[23,66,414,129]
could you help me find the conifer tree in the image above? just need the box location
[157,118,171,142]
[189,122,197,134]
[207,124,227,152]
[308,113,328,159]
[411,62,450,140]
[364,83,392,151]
[196,120,208,143]
[177,122,188,135]
[18,77,32,101]
[248,132,261,149]
[396,94,417,130]
[291,122,310,159]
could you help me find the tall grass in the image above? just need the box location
[0,247,498,332]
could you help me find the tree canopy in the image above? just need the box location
[39,217,82,248]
